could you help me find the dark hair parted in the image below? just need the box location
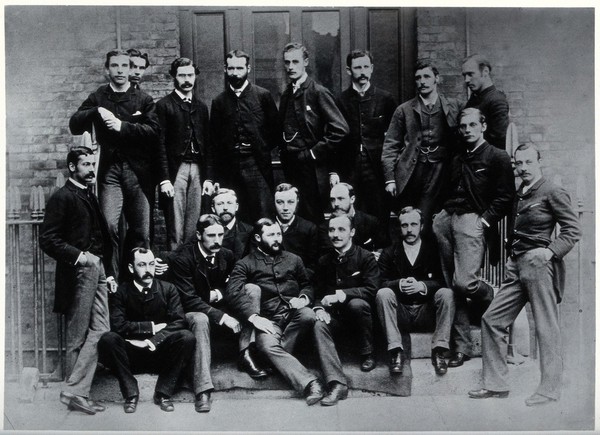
[463,54,492,74]
[253,218,278,237]
[67,146,94,173]
[196,214,223,234]
[329,212,355,230]
[398,206,423,224]
[283,42,308,60]
[346,49,373,67]
[104,49,130,69]
[225,49,250,66]
[126,48,150,68]
[459,107,487,125]
[169,57,200,78]
[332,182,355,198]
[275,183,299,198]
[514,143,541,161]
[415,60,439,76]
[128,247,153,265]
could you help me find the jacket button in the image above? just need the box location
[412,159,417,163]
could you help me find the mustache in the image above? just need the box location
[331,237,343,242]
[85,173,95,178]
[209,243,221,249]
[142,272,153,279]
[181,82,193,87]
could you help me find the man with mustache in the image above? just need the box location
[279,42,349,223]
[376,207,455,376]
[127,49,149,89]
[469,144,581,405]
[166,214,267,412]
[40,147,117,414]
[381,61,461,235]
[314,214,380,374]
[210,50,279,223]
[227,218,347,405]
[462,54,509,150]
[69,49,160,281]
[337,50,396,227]
[156,57,213,250]
[433,108,514,369]
[211,188,252,260]
[98,248,195,413]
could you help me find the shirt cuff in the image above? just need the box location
[214,289,223,302]
[75,251,85,266]
[248,313,258,323]
[219,313,230,326]
[145,339,156,351]
[310,150,316,160]
[481,217,490,228]
[151,321,156,335]
[385,180,395,185]
[159,180,170,186]
[335,289,347,303]
[419,282,428,296]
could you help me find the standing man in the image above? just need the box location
[314,214,380,372]
[432,108,515,366]
[469,144,581,405]
[226,219,347,406]
[376,207,456,376]
[167,214,267,413]
[127,49,149,88]
[279,42,349,223]
[211,188,252,260]
[337,50,396,226]
[462,54,510,150]
[381,61,461,233]
[98,248,195,413]
[156,57,213,250]
[69,49,160,281]
[274,183,319,277]
[40,147,116,414]
[210,50,280,223]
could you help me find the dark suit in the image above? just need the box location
[279,215,319,277]
[40,179,112,396]
[376,240,455,352]
[465,85,509,150]
[337,85,396,224]
[222,219,253,261]
[318,210,387,255]
[279,77,349,222]
[98,280,195,399]
[211,83,279,222]
[481,177,581,399]
[69,84,160,280]
[156,91,212,249]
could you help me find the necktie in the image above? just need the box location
[426,103,434,111]
[183,98,192,104]
[207,255,215,265]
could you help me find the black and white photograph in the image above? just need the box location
[3,4,595,432]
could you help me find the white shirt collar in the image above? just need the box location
[352,82,371,95]
[292,73,308,91]
[109,82,130,93]
[522,176,542,194]
[133,280,152,292]
[225,218,236,231]
[419,93,439,107]
[230,80,249,95]
[276,215,295,228]
[69,178,88,190]
[197,242,213,259]
[174,89,193,102]
[335,243,353,257]
[467,138,486,153]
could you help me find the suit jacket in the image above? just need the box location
[280,215,319,275]
[508,177,582,302]
[223,219,253,260]
[279,77,349,201]
[318,210,387,254]
[109,279,187,348]
[381,94,460,194]
[378,240,443,305]
[166,242,235,324]
[210,83,279,187]
[40,180,113,314]
[69,84,160,190]
[465,85,509,150]
[155,91,212,185]
[313,244,380,308]
[336,85,396,180]
[226,250,314,320]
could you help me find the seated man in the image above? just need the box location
[318,183,387,256]
[274,183,319,277]
[98,248,195,413]
[211,188,252,260]
[226,218,348,406]
[376,207,455,376]
[167,214,267,412]
[314,214,380,372]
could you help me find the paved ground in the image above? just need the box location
[3,358,595,432]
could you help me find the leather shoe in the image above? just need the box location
[195,391,212,413]
[304,379,325,406]
[525,393,557,406]
[238,349,268,379]
[67,395,96,415]
[448,352,471,367]
[389,349,403,375]
[360,354,376,372]
[431,349,448,375]
[468,388,509,399]
[153,393,174,412]
[89,400,106,412]
[59,391,74,406]
[320,382,348,406]
[123,396,138,414]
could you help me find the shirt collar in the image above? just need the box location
[109,82,130,93]
[419,93,439,107]
[352,82,371,95]
[335,243,353,257]
[68,178,88,190]
[521,175,543,194]
[225,218,236,231]
[276,215,295,228]
[197,242,213,259]
[403,239,421,253]
[292,73,308,91]
[174,89,192,102]
[230,80,249,95]
[133,280,152,292]
[467,139,486,154]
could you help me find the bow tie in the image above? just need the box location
[206,255,215,265]
[183,98,192,103]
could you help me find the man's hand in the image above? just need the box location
[209,290,220,304]
[98,107,114,121]
[329,173,340,187]
[399,277,422,295]
[527,248,554,267]
[106,276,118,293]
[250,315,276,334]
[126,339,149,349]
[222,315,241,333]
[154,257,169,276]
[202,180,215,196]
[315,309,331,324]
[385,182,397,197]
[160,181,175,198]
[153,323,167,334]
[289,297,309,309]
[321,294,339,308]
[372,250,382,262]
[105,117,122,132]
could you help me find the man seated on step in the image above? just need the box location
[376,206,456,376]
[211,188,252,261]
[98,248,195,414]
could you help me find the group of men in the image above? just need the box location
[40,42,581,416]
